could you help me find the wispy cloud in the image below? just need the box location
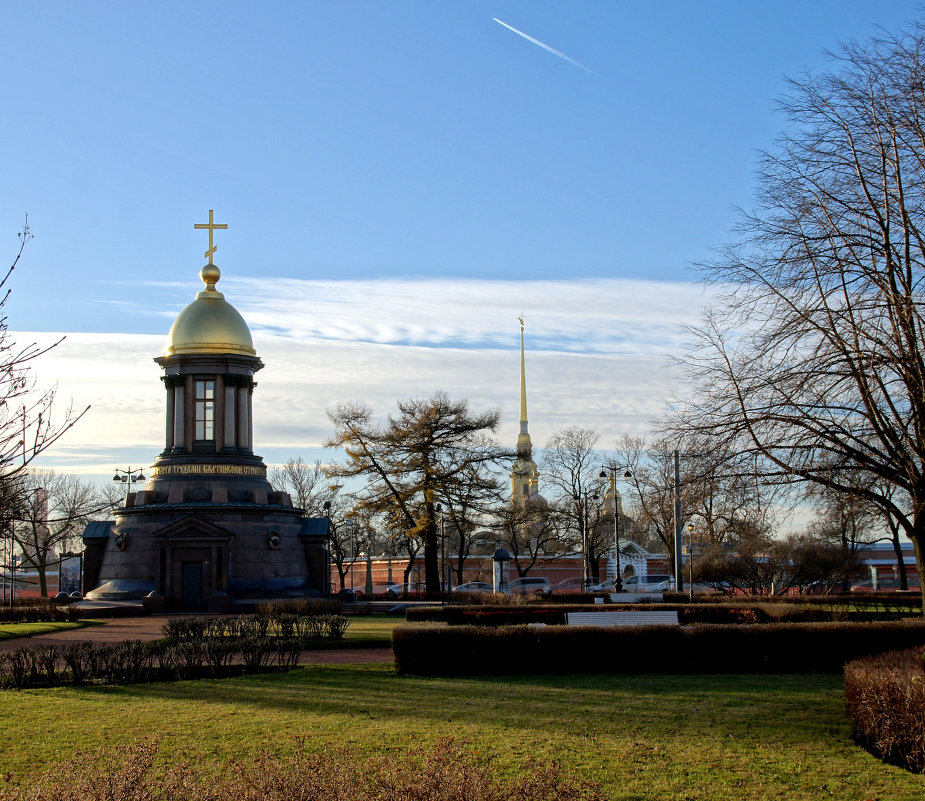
[221,276,711,354]
[20,276,708,476]
[492,17,593,73]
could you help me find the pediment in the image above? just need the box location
[153,515,234,543]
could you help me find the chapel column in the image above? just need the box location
[223,377,237,449]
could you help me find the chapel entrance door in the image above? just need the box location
[182,561,204,611]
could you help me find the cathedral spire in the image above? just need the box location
[511,317,539,504]
[517,316,533,458]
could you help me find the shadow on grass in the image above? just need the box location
[70,665,845,748]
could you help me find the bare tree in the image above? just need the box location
[670,23,925,609]
[0,218,88,525]
[438,462,503,585]
[325,392,509,592]
[806,485,881,554]
[616,435,683,556]
[269,457,332,516]
[332,499,376,592]
[695,533,858,595]
[541,427,609,582]
[879,484,913,589]
[11,471,101,596]
[491,497,563,577]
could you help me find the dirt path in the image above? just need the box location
[0,616,393,664]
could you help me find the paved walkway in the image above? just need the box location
[0,616,393,664]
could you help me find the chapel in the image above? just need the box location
[82,212,329,610]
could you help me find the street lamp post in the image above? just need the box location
[673,450,684,593]
[436,503,446,602]
[345,518,356,589]
[364,549,373,597]
[112,466,146,503]
[600,465,633,592]
[572,490,600,591]
[686,523,695,601]
[323,500,335,594]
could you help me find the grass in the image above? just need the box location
[2,665,923,800]
[0,621,91,640]
[340,614,401,644]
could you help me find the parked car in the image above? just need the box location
[588,578,616,592]
[553,576,589,594]
[351,585,394,599]
[508,576,553,595]
[451,581,494,594]
[384,582,427,597]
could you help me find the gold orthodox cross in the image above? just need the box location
[194,209,228,266]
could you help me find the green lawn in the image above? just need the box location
[0,621,91,640]
[1,665,922,800]
[341,614,401,644]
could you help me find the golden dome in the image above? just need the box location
[164,265,256,357]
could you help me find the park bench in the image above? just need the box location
[565,610,679,627]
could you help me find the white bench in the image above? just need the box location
[565,610,679,627]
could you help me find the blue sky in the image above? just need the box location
[2,1,921,476]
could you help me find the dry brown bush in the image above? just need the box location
[0,737,605,801]
[844,647,925,772]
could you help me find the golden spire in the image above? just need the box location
[517,315,533,457]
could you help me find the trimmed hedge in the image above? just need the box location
[667,591,923,613]
[0,637,304,689]
[0,600,82,624]
[845,646,925,773]
[0,611,350,690]
[406,602,881,626]
[392,620,925,675]
[161,612,349,642]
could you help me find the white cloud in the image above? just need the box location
[221,275,712,353]
[19,276,705,475]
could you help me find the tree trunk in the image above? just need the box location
[911,529,925,612]
[890,530,909,591]
[37,558,47,597]
[423,521,440,593]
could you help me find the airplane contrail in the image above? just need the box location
[492,17,593,73]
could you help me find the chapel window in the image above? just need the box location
[194,380,215,441]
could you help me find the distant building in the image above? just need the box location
[853,540,920,590]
